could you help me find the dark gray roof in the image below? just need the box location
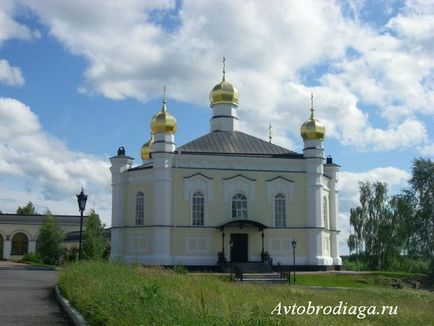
[176,131,302,158]
[0,214,86,226]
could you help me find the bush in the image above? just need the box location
[385,256,429,274]
[22,252,42,264]
[38,213,64,265]
[342,256,368,271]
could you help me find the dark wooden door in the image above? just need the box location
[230,233,248,262]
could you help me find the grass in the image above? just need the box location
[295,271,430,289]
[59,261,434,326]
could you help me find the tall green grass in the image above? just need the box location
[59,261,434,325]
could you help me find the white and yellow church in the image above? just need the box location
[110,65,342,270]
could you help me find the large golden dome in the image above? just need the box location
[210,58,239,106]
[151,98,177,134]
[140,133,154,161]
[300,95,325,140]
[210,78,239,106]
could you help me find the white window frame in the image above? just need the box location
[231,193,248,219]
[191,191,205,226]
[274,193,287,227]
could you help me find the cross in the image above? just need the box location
[268,123,272,143]
[163,84,167,103]
[310,93,314,116]
[222,56,226,79]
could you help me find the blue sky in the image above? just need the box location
[0,0,433,253]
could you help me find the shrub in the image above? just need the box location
[38,213,64,265]
[22,252,42,264]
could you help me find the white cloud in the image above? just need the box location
[14,0,432,154]
[0,98,111,222]
[0,0,39,45]
[0,59,24,86]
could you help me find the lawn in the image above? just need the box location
[58,261,434,326]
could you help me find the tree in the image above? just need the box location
[83,210,107,260]
[408,158,434,258]
[37,213,64,265]
[348,181,401,270]
[16,202,37,215]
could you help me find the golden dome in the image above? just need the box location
[140,133,154,161]
[210,57,239,106]
[300,94,325,140]
[151,97,177,134]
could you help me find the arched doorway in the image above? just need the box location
[11,232,28,256]
[0,234,3,259]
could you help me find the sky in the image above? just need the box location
[0,0,433,254]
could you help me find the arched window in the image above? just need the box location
[232,193,247,218]
[274,194,286,227]
[323,196,329,229]
[11,232,28,255]
[135,192,144,226]
[192,192,205,226]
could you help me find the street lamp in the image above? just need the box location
[291,239,297,284]
[76,187,88,260]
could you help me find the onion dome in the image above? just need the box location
[210,57,239,107]
[151,89,177,134]
[140,133,154,161]
[300,94,325,140]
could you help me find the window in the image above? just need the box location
[135,192,144,226]
[232,193,247,218]
[192,192,205,226]
[274,194,286,227]
[323,196,329,229]
[11,232,28,255]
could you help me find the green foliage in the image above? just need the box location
[37,213,64,265]
[59,261,434,326]
[82,210,108,260]
[22,252,43,264]
[408,158,434,257]
[16,201,37,215]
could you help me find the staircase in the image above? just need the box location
[240,273,288,284]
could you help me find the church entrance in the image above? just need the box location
[230,233,248,262]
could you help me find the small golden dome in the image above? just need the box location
[150,97,177,134]
[300,94,325,140]
[210,57,239,106]
[140,134,154,161]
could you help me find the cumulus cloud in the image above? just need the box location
[0,59,24,86]
[13,0,431,153]
[0,98,110,219]
[0,0,39,45]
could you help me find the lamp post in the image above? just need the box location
[291,239,297,284]
[76,187,88,260]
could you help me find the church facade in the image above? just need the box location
[110,66,342,269]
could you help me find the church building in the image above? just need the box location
[110,64,342,270]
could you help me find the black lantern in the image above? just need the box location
[291,239,297,283]
[76,187,88,260]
